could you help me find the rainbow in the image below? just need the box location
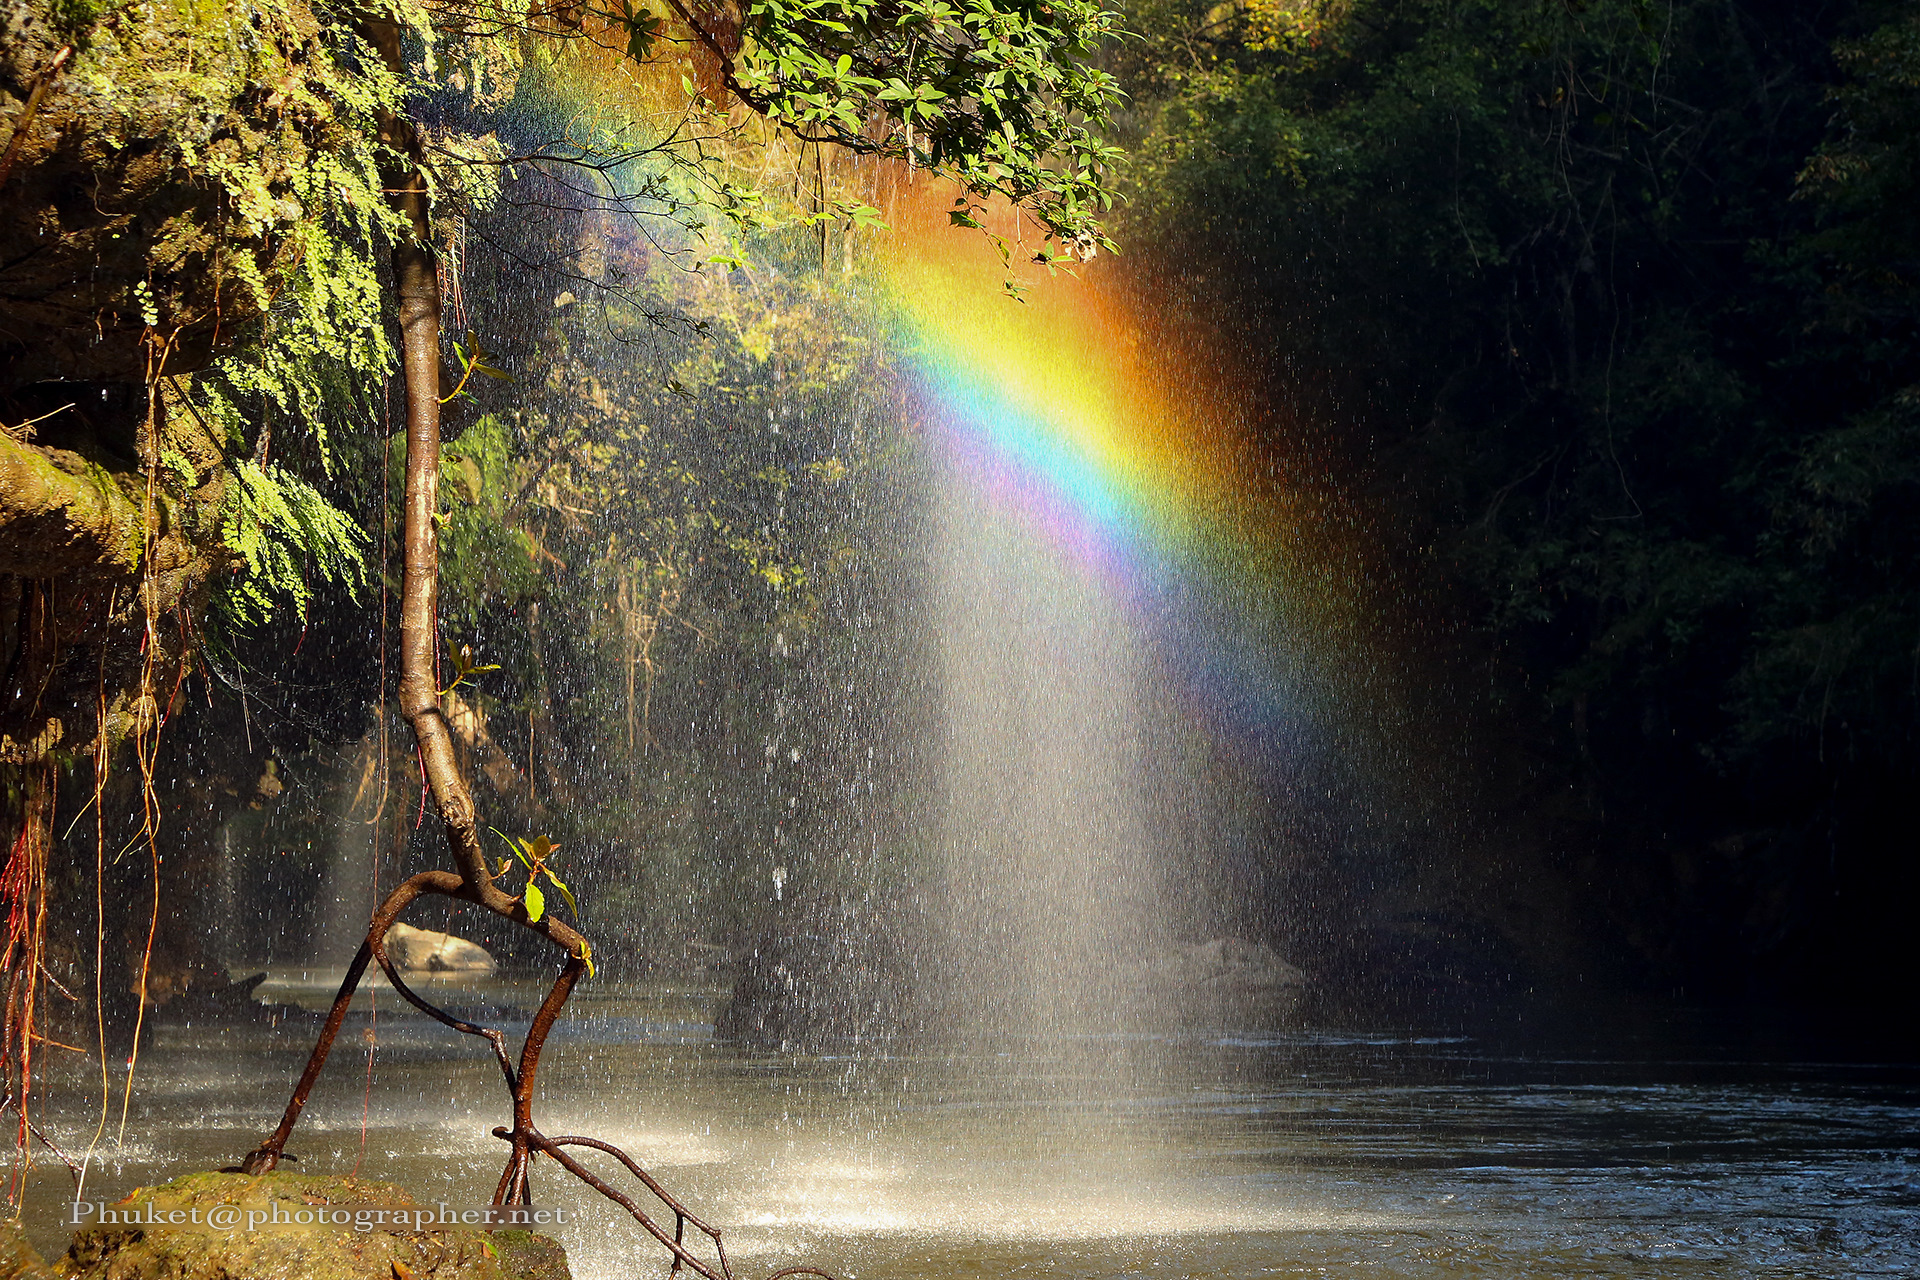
[866,183,1334,742]
[499,67,1328,742]
[509,38,1353,741]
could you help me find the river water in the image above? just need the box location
[23,973,1919,1279]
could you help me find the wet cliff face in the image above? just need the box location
[0,0,364,765]
[0,0,345,388]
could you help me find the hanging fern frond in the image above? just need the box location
[214,460,369,628]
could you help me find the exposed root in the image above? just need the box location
[237,884,832,1280]
[0,762,53,1199]
[0,1090,81,1193]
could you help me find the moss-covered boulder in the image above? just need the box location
[0,0,382,387]
[57,1172,572,1280]
[0,1219,57,1280]
[0,0,398,770]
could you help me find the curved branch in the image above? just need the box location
[236,870,459,1173]
[547,1135,722,1233]
[371,926,518,1091]
[659,0,773,114]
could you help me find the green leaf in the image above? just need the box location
[523,878,546,923]
[160,448,197,489]
[491,827,533,871]
[440,639,499,695]
[543,867,579,918]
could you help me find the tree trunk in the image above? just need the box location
[239,17,589,1181]
[368,21,585,948]
[363,17,497,900]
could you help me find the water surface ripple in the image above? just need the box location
[29,999,1919,1279]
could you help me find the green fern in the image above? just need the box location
[189,59,405,476]
[170,11,403,629]
[214,461,368,628]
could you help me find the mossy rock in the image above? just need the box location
[56,1172,571,1280]
[0,0,377,389]
[0,1219,57,1280]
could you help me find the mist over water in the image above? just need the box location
[31,1013,1920,1280]
[929,451,1163,1037]
[311,727,384,967]
[315,806,378,968]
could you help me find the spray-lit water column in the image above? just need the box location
[313,724,384,966]
[931,453,1163,1036]
[870,186,1303,1039]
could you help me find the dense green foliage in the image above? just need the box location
[180,0,1122,631]
[217,462,371,626]
[3,0,413,631]
[52,0,1106,995]
[1121,0,1920,1004]
[729,0,1125,253]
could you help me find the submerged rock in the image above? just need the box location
[148,971,272,1024]
[59,1172,568,1280]
[387,922,497,974]
[1100,937,1306,1030]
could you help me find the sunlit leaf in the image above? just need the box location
[543,868,579,918]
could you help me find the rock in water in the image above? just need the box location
[1149,937,1306,993]
[60,1172,569,1279]
[0,1219,56,1279]
[1130,937,1307,1029]
[386,922,496,973]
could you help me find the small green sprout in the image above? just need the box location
[439,639,501,696]
[440,330,511,404]
[490,830,581,937]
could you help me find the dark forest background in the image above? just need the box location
[1114,0,1919,1033]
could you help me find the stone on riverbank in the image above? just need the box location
[0,1220,56,1280]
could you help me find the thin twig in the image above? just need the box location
[0,45,73,191]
